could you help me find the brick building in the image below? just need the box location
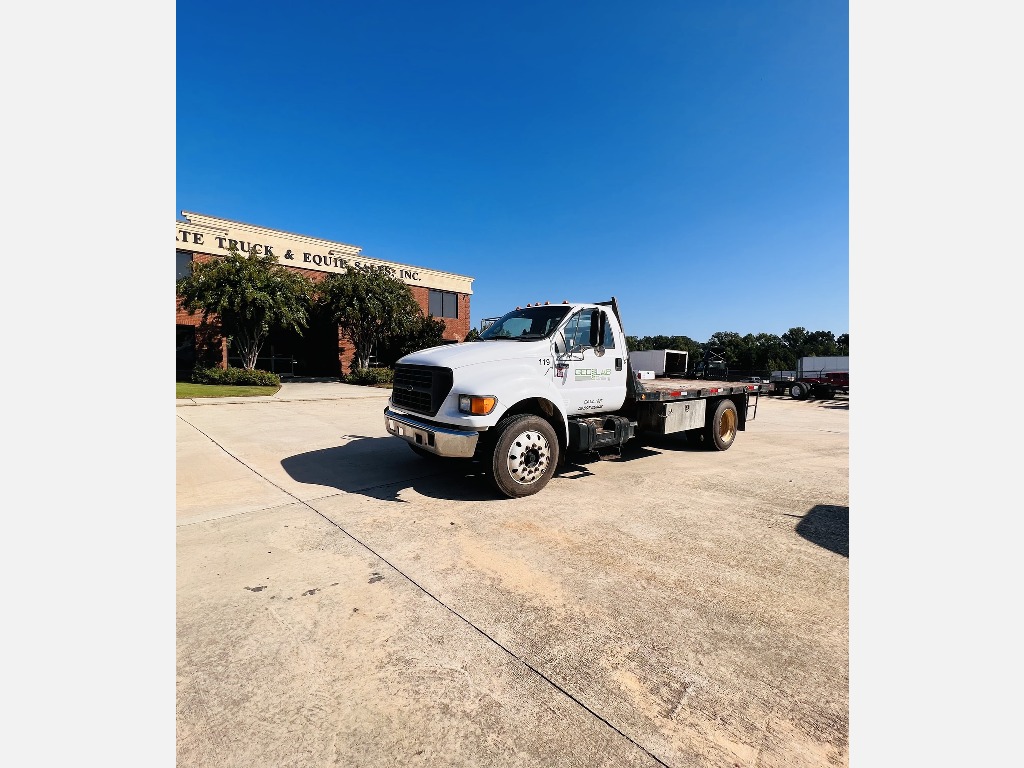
[176,212,474,378]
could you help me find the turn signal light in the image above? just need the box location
[458,395,497,415]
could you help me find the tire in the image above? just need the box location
[488,414,560,498]
[818,386,834,400]
[789,383,806,400]
[408,443,443,460]
[707,399,738,451]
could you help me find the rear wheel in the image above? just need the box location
[789,383,806,399]
[489,414,560,498]
[708,399,738,451]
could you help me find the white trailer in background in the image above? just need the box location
[797,356,848,377]
[628,349,689,378]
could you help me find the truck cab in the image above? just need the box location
[384,302,626,490]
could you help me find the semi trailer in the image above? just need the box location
[770,356,850,399]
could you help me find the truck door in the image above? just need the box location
[554,309,628,415]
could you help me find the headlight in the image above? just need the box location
[458,395,497,415]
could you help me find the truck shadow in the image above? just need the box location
[281,437,498,503]
[794,504,848,557]
[281,436,665,502]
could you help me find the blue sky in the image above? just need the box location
[177,0,848,340]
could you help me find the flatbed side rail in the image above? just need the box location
[633,382,765,402]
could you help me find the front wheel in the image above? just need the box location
[489,414,560,498]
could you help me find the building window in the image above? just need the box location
[176,250,193,280]
[428,289,458,319]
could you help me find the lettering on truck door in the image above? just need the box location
[555,309,628,415]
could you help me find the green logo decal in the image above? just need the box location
[574,368,612,380]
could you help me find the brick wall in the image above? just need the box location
[177,254,228,368]
[407,286,471,341]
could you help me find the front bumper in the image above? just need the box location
[384,407,480,458]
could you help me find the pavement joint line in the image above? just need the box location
[176,412,675,768]
[176,500,307,528]
[175,475,449,529]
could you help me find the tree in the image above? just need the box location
[464,327,481,342]
[804,330,838,357]
[378,313,448,364]
[176,245,312,370]
[748,333,791,373]
[317,267,422,370]
[706,331,746,367]
[782,327,809,358]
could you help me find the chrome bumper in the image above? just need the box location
[384,407,480,458]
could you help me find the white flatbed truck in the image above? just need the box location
[385,298,765,498]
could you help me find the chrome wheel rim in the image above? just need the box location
[506,430,551,485]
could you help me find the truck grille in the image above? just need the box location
[391,364,453,416]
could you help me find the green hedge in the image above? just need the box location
[192,366,282,387]
[344,367,394,386]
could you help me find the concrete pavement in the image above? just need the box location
[176,388,849,767]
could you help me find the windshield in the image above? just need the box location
[478,305,572,341]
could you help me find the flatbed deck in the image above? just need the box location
[632,378,766,402]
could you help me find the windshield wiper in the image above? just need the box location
[515,334,546,340]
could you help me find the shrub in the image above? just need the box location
[192,366,281,387]
[344,366,394,386]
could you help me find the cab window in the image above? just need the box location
[562,310,617,350]
[562,311,593,350]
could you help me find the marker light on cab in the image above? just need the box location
[458,395,497,415]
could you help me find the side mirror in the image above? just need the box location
[589,310,603,348]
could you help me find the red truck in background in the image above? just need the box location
[770,356,849,399]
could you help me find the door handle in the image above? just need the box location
[615,358,622,371]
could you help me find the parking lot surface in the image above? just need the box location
[177,387,849,767]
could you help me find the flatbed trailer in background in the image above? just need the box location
[770,356,849,399]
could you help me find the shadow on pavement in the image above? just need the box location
[795,504,849,557]
[282,437,499,503]
[815,399,849,410]
[282,435,667,502]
